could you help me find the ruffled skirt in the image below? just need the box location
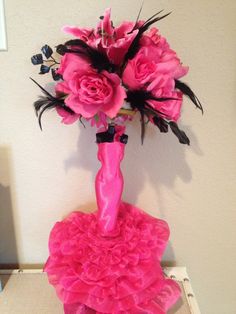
[44,202,180,313]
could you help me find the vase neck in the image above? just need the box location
[97,142,125,171]
[95,141,126,235]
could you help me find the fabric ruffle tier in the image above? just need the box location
[44,202,180,313]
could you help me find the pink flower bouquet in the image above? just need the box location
[31,7,202,143]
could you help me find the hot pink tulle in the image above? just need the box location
[44,202,180,313]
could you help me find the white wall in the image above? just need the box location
[0,0,236,313]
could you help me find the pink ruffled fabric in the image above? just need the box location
[44,202,180,313]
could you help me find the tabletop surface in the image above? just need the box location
[0,272,192,314]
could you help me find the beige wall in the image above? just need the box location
[0,0,236,313]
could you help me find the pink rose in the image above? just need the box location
[123,40,188,90]
[56,53,126,119]
[147,75,183,121]
[122,46,158,90]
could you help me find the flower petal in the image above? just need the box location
[56,107,80,125]
[65,94,101,118]
[57,54,91,81]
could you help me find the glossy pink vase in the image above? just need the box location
[44,140,181,314]
[95,142,125,235]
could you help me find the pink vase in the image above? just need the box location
[44,133,181,314]
[95,142,125,235]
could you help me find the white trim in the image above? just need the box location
[0,269,43,274]
[0,0,7,51]
[163,267,201,314]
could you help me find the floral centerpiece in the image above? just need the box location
[31,7,202,314]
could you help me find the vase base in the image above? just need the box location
[44,202,181,314]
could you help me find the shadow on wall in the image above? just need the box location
[0,146,19,287]
[62,115,202,264]
[64,115,203,214]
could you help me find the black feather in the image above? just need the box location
[57,39,116,73]
[37,101,57,130]
[140,110,145,145]
[169,122,190,145]
[30,77,54,99]
[34,97,52,116]
[126,89,176,142]
[126,89,176,118]
[147,10,164,20]
[64,39,89,49]
[56,44,68,56]
[133,2,144,29]
[153,116,169,133]
[124,11,171,62]
[30,78,75,130]
[126,89,174,105]
[175,80,203,114]
[142,12,171,31]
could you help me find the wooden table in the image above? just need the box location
[0,267,200,314]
